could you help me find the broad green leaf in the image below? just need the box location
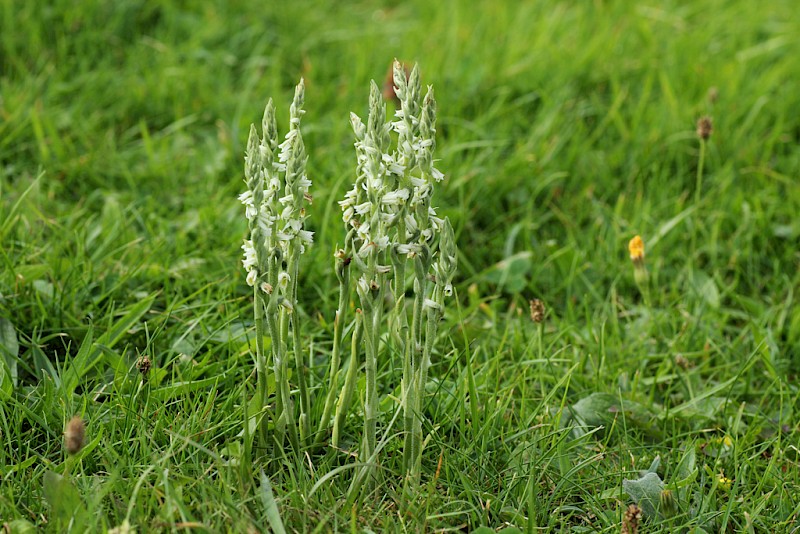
[4,519,36,533]
[43,470,88,532]
[691,271,720,309]
[622,471,664,518]
[483,251,532,293]
[568,392,660,438]
[32,279,55,299]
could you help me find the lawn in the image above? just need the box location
[1,0,799,531]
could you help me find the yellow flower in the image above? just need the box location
[628,235,645,262]
[717,473,732,492]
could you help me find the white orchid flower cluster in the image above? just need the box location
[240,79,314,450]
[240,80,313,301]
[338,62,446,280]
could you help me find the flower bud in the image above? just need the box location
[64,416,85,455]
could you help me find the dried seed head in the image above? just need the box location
[137,356,151,378]
[64,416,85,455]
[696,116,713,140]
[529,299,546,323]
[674,354,691,369]
[621,503,642,534]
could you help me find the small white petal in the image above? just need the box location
[355,202,372,215]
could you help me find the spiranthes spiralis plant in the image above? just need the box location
[331,61,456,488]
[240,79,313,451]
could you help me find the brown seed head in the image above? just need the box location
[621,503,642,534]
[64,416,85,455]
[697,116,713,140]
[137,356,152,378]
[529,299,546,323]
[674,354,691,370]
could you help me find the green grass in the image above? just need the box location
[2,0,799,531]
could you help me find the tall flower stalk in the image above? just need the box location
[240,80,313,451]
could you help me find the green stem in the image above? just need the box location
[332,311,362,448]
[265,290,286,447]
[317,267,350,442]
[254,287,269,447]
[280,304,300,452]
[695,138,706,207]
[412,295,441,480]
[692,138,706,262]
[289,245,310,445]
[405,255,429,474]
[361,296,378,464]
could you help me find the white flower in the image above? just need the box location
[355,202,372,215]
[404,214,418,233]
[373,236,389,250]
[431,167,445,182]
[356,221,371,240]
[278,271,291,287]
[246,269,258,287]
[381,189,409,205]
[382,153,405,175]
[443,283,453,296]
[241,240,257,270]
[298,230,314,243]
[429,210,444,228]
[397,243,421,255]
[257,213,273,237]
